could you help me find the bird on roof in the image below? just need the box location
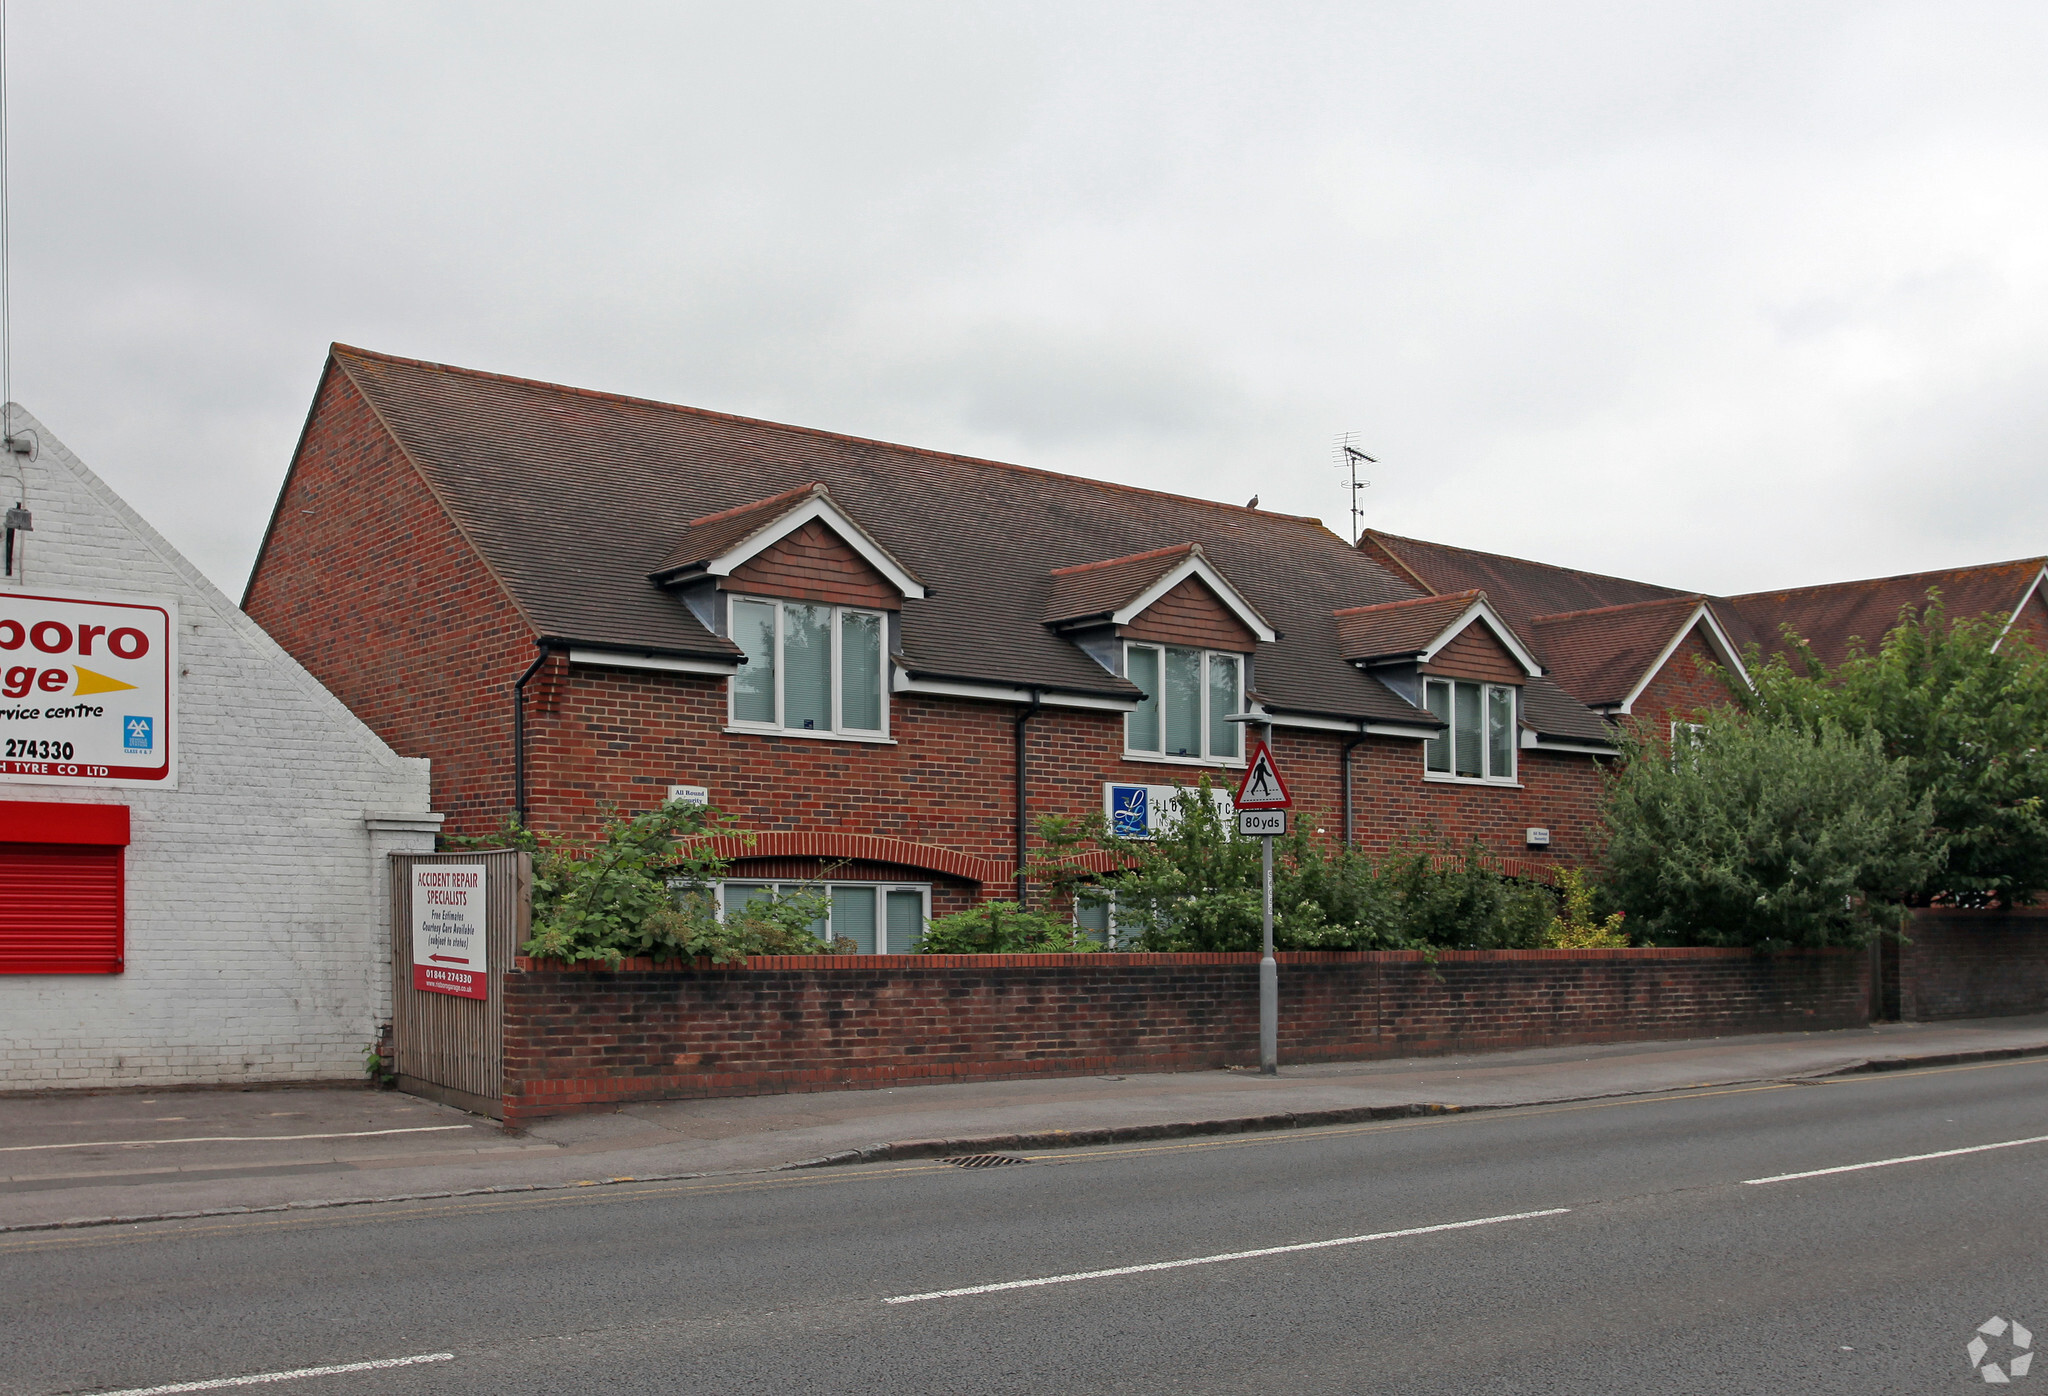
[1245,495,1259,509]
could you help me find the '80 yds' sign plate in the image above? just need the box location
[0,590,176,786]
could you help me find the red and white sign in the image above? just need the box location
[1234,740,1292,810]
[0,589,176,787]
[412,863,487,999]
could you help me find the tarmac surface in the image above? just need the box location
[9,1042,2048,1393]
[5,1013,2047,1232]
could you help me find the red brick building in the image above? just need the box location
[241,346,2048,948]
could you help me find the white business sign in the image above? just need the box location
[1104,782,1235,839]
[0,589,176,787]
[412,863,488,999]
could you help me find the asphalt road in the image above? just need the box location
[8,1057,2047,1395]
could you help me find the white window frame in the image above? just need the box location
[1121,642,1246,766]
[1073,886,1120,948]
[725,595,892,743]
[1670,720,1707,770]
[717,880,931,953]
[1422,678,1519,785]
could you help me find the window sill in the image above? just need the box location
[724,725,897,746]
[1122,751,1247,770]
[1422,773,1523,789]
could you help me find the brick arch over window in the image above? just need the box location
[677,832,1010,886]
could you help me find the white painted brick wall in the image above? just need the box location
[0,408,437,1089]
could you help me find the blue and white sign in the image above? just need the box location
[1104,782,1235,839]
[124,716,152,751]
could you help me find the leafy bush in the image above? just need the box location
[453,801,843,966]
[634,885,839,964]
[918,901,1103,953]
[1599,713,1939,949]
[1729,594,2048,907]
[1540,869,1627,948]
[1068,779,1556,952]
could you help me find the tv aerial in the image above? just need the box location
[1332,433,1375,545]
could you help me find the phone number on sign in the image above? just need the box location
[5,739,75,760]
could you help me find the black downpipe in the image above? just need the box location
[512,644,554,826]
[1341,732,1370,848]
[1014,688,1044,906]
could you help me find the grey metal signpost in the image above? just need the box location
[1234,739,1292,1076]
[1261,825,1276,1072]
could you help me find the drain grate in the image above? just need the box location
[945,1153,1030,1168]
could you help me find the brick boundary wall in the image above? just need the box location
[500,947,1869,1123]
[1901,908,2048,1021]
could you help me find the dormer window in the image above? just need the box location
[729,598,888,739]
[1124,642,1243,763]
[1423,678,1515,782]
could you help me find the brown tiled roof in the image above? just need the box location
[319,345,1472,723]
[1360,529,1686,640]
[1518,675,1616,744]
[1723,558,2048,670]
[651,482,824,578]
[1530,596,1709,709]
[1332,591,1483,663]
[1044,544,1198,626]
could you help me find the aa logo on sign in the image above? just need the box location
[123,716,152,752]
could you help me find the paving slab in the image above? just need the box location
[5,1014,2046,1232]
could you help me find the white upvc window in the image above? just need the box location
[1123,643,1244,764]
[727,597,888,739]
[1075,888,1116,948]
[1423,678,1517,783]
[719,881,930,954]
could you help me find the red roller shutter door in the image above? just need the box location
[0,801,130,974]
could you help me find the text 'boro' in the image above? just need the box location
[0,590,176,786]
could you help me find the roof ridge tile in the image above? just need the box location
[329,344,1328,528]
[1048,542,1197,578]
[684,482,823,530]
[1331,589,1482,618]
[1724,557,2048,603]
[1532,594,1706,625]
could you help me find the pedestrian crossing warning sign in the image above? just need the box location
[1234,740,1292,810]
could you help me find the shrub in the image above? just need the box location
[1599,713,1939,949]
[918,901,1103,954]
[1729,594,2048,907]
[454,801,843,966]
[1078,780,1556,952]
[1540,869,1627,948]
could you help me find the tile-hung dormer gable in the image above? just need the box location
[649,482,927,608]
[1333,590,1544,785]
[650,483,927,744]
[1046,543,1276,767]
[1528,596,1750,716]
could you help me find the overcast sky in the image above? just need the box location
[5,2,2045,599]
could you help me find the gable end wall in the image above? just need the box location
[1626,623,1733,732]
[243,364,535,830]
[2004,588,2048,654]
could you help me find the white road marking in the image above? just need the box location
[86,1351,454,1394]
[0,1126,472,1154]
[883,1207,1572,1303]
[1744,1133,2048,1185]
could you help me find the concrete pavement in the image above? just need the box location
[5,1013,2047,1231]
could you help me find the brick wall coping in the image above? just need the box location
[675,831,1010,884]
[514,945,1849,974]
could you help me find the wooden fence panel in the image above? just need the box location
[389,848,528,1118]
